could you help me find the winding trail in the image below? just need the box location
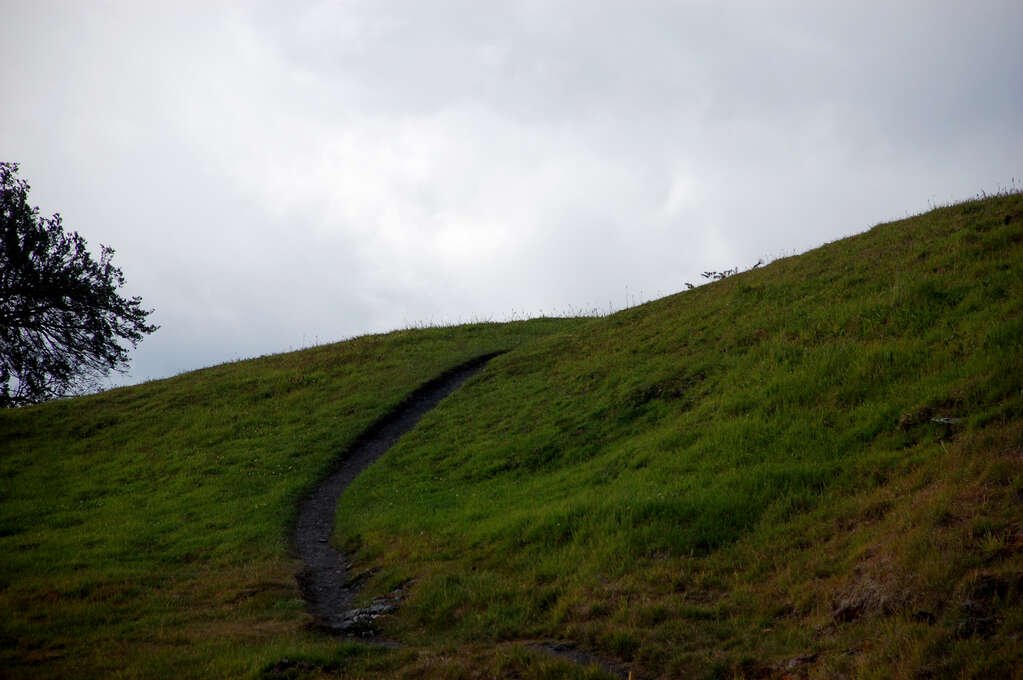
[292,352,628,678]
[293,352,502,633]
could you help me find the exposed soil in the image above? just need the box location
[291,352,629,678]
[528,642,630,679]
[293,353,502,633]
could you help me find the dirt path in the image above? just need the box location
[293,353,501,633]
[292,352,629,678]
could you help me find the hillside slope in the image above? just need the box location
[2,193,1021,680]
[0,319,584,679]
[336,192,1023,678]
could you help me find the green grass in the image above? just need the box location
[335,192,1023,677]
[0,319,586,679]
[3,192,1023,679]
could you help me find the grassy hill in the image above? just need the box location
[3,192,1022,679]
[0,320,586,678]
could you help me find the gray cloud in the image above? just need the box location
[3,1,1021,386]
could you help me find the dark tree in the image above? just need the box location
[1,162,158,407]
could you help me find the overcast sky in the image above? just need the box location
[3,1,1021,386]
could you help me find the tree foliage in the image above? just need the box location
[1,162,158,406]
